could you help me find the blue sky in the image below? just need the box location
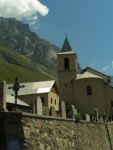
[0,0,113,75]
[29,0,113,76]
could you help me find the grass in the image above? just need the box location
[0,40,57,83]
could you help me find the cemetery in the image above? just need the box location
[0,37,113,123]
[0,79,110,123]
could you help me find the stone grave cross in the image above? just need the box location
[8,77,25,108]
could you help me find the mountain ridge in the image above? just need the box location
[0,17,60,69]
[0,17,82,83]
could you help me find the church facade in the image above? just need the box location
[58,37,113,116]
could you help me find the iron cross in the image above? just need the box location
[8,77,25,108]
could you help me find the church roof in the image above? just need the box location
[77,71,103,80]
[80,67,111,83]
[61,36,72,52]
[81,67,111,78]
[6,95,30,107]
[7,80,58,96]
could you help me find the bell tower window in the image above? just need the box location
[64,57,69,69]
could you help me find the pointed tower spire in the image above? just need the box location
[61,36,72,52]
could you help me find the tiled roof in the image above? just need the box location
[7,80,56,96]
[77,71,103,80]
[6,95,30,106]
[80,67,111,78]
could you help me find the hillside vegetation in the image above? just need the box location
[0,17,81,84]
[0,40,57,83]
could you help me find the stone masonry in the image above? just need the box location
[0,112,113,150]
[22,114,111,150]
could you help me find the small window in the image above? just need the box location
[41,97,45,103]
[65,84,67,87]
[111,101,113,107]
[55,99,56,105]
[87,86,92,95]
[64,57,69,69]
[51,98,53,104]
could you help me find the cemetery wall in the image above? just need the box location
[0,112,113,150]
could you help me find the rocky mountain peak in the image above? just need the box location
[0,17,61,68]
[0,17,81,71]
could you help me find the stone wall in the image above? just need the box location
[107,123,113,149]
[22,113,111,150]
[0,112,113,150]
[0,112,23,150]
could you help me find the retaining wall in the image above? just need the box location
[0,112,113,150]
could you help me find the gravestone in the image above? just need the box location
[36,97,42,115]
[32,103,35,114]
[90,115,95,122]
[85,114,90,122]
[94,109,99,122]
[103,112,109,123]
[71,105,77,119]
[60,101,66,118]
[0,81,7,111]
[49,106,56,117]
[100,116,104,123]
[43,106,49,116]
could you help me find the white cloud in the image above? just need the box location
[102,66,109,71]
[30,20,37,26]
[31,15,38,21]
[24,14,39,29]
[112,61,113,68]
[26,14,38,21]
[0,0,49,20]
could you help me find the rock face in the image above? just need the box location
[0,17,60,68]
[0,17,82,71]
[0,17,37,55]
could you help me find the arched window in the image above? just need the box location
[64,57,69,69]
[87,86,92,95]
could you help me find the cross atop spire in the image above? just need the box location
[61,36,72,52]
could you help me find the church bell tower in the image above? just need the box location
[57,36,77,105]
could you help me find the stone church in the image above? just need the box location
[58,37,113,116]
